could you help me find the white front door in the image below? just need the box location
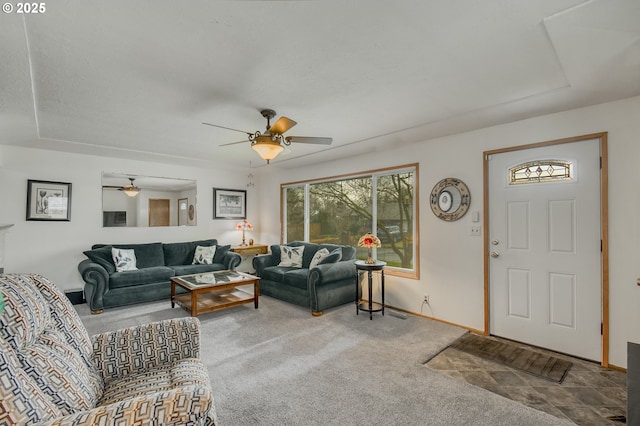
[488,139,602,361]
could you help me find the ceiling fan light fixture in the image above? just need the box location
[207,109,332,163]
[121,187,140,197]
[251,136,284,164]
[118,178,141,197]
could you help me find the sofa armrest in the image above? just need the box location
[253,254,276,276]
[78,259,109,314]
[91,318,201,384]
[41,385,215,426]
[223,251,242,270]
[308,260,357,287]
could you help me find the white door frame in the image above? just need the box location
[483,132,609,367]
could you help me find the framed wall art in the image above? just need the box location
[429,177,470,222]
[26,180,72,221]
[213,188,246,219]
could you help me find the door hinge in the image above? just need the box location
[601,323,604,335]
[601,240,603,252]
[600,157,603,169]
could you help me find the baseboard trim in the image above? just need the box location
[382,303,484,335]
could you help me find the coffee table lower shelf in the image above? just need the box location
[172,288,256,316]
[171,271,260,317]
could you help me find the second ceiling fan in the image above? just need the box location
[203,109,332,164]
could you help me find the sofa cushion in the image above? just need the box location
[170,264,226,276]
[271,242,320,268]
[193,245,216,265]
[279,245,304,268]
[309,248,330,269]
[319,247,343,265]
[109,266,176,289]
[112,248,138,272]
[98,358,211,406]
[113,243,165,268]
[163,239,217,266]
[0,338,63,424]
[213,244,231,264]
[262,266,297,283]
[269,244,282,264]
[320,244,356,261]
[294,242,320,268]
[83,245,116,273]
[0,274,102,416]
[283,269,311,290]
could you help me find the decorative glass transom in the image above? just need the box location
[509,160,573,185]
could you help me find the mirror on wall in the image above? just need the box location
[102,172,197,227]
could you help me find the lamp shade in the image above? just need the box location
[358,232,381,264]
[251,135,284,164]
[235,220,253,231]
[118,178,141,197]
[120,187,140,197]
[357,232,381,248]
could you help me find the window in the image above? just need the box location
[509,160,573,185]
[282,164,418,278]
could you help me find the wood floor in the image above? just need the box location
[427,335,627,426]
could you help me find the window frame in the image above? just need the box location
[280,163,419,279]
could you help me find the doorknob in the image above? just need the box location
[490,251,500,258]
[491,240,500,245]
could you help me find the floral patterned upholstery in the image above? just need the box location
[0,273,216,426]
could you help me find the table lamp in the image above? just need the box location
[236,220,253,246]
[358,232,381,264]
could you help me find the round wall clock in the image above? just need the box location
[429,178,470,221]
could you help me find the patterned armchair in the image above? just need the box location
[0,273,216,425]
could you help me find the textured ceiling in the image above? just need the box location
[1,0,639,170]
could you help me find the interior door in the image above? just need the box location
[488,139,601,361]
[149,199,170,227]
[178,198,188,226]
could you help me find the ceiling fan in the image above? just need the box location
[102,177,141,198]
[203,109,332,164]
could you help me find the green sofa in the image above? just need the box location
[78,239,241,314]
[253,241,358,316]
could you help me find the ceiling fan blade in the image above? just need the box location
[220,139,250,147]
[285,136,333,145]
[203,122,252,135]
[269,116,297,134]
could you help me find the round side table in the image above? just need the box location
[355,260,386,320]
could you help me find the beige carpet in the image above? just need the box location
[76,297,574,425]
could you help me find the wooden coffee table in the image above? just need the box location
[171,270,260,317]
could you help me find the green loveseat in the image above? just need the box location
[253,241,358,316]
[78,239,241,314]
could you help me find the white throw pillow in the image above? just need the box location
[309,248,330,269]
[193,245,217,265]
[278,245,304,268]
[111,248,138,272]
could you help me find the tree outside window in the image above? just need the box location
[282,165,416,274]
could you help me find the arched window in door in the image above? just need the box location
[509,160,573,185]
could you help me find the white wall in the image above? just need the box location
[1,96,638,368]
[0,146,257,292]
[256,95,640,369]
